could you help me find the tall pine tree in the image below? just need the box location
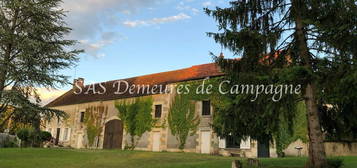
[206,1,356,167]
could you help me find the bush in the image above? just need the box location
[16,128,31,146]
[16,128,44,147]
[327,158,344,168]
[40,131,52,142]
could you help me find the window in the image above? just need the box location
[155,105,162,118]
[240,137,251,149]
[226,135,240,148]
[80,112,85,122]
[202,100,211,116]
[218,137,226,148]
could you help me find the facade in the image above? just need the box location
[44,63,277,158]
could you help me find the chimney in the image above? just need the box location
[73,78,84,89]
[219,52,224,59]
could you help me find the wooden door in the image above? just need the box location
[103,120,123,149]
[152,132,161,152]
[200,131,211,154]
[258,139,270,158]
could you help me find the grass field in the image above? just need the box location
[0,148,356,168]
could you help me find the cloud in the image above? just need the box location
[60,0,162,57]
[76,32,126,58]
[202,1,213,7]
[35,88,67,106]
[123,13,191,27]
[176,1,201,15]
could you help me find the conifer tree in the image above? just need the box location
[0,0,82,142]
[206,1,356,167]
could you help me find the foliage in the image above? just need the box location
[16,128,31,147]
[115,97,155,149]
[275,102,308,157]
[84,105,108,148]
[168,94,199,150]
[318,65,357,141]
[327,158,344,168]
[16,128,53,147]
[40,131,52,142]
[0,0,82,140]
[205,1,355,167]
[16,127,40,147]
[168,78,232,149]
[211,71,300,142]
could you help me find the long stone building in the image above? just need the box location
[45,63,277,158]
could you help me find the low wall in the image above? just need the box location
[325,142,357,156]
[0,133,19,147]
[284,139,357,156]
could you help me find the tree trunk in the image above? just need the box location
[32,117,42,147]
[292,1,327,167]
[304,84,327,168]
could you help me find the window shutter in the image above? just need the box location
[240,137,251,149]
[67,128,71,141]
[63,128,68,141]
[218,137,226,148]
[59,129,64,141]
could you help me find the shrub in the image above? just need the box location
[16,128,31,147]
[40,131,52,142]
[16,128,50,147]
[327,158,344,168]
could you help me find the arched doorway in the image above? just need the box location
[103,119,123,149]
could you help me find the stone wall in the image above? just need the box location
[45,84,281,157]
[284,139,357,156]
[0,133,19,147]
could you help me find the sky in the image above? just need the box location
[39,0,234,105]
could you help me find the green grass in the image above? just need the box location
[0,148,356,168]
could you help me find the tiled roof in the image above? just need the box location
[46,63,223,107]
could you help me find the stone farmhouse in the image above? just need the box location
[45,63,277,158]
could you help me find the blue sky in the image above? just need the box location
[59,0,233,90]
[39,0,235,104]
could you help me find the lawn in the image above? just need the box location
[0,148,356,168]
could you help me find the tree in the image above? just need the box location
[168,94,199,150]
[115,97,155,150]
[0,0,81,144]
[205,1,356,167]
